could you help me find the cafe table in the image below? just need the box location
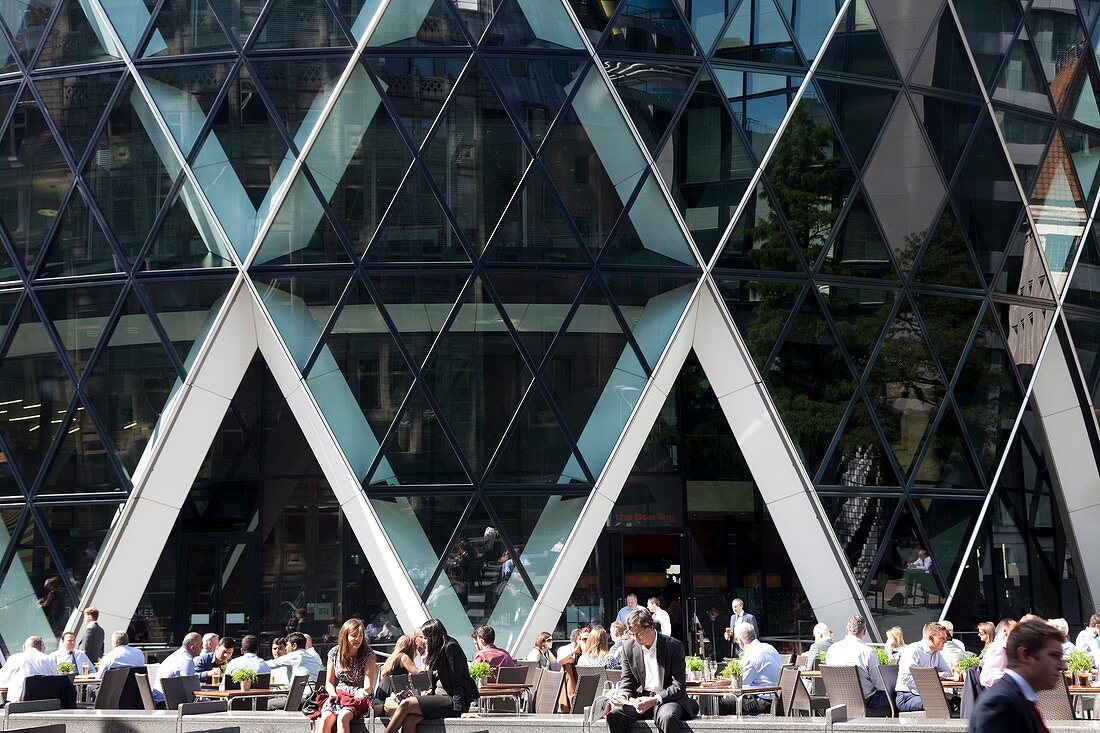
[73,674,98,705]
[685,684,781,717]
[194,687,288,711]
[475,683,532,715]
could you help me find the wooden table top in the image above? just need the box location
[477,684,531,696]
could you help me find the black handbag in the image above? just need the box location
[302,685,329,719]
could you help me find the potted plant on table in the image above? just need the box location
[231,667,258,692]
[56,661,75,677]
[1067,649,1093,686]
[685,656,704,682]
[468,661,492,688]
[718,660,742,689]
[874,648,892,666]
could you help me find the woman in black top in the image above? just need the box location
[383,619,479,733]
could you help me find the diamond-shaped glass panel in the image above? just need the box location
[713,0,804,68]
[253,170,352,265]
[487,386,588,484]
[910,496,983,586]
[777,0,841,61]
[482,0,585,49]
[913,206,984,290]
[866,0,941,79]
[818,190,896,280]
[818,284,894,372]
[34,0,120,69]
[606,61,696,155]
[367,382,470,485]
[819,495,898,588]
[368,493,469,592]
[251,0,351,49]
[483,165,589,264]
[910,92,981,186]
[137,275,234,369]
[140,63,234,159]
[367,0,469,46]
[34,72,122,167]
[912,404,984,489]
[604,273,697,371]
[601,174,699,267]
[0,0,49,69]
[38,283,122,378]
[365,163,471,263]
[991,32,1054,113]
[209,0,266,44]
[141,180,236,271]
[818,396,900,487]
[365,54,469,149]
[953,0,1022,85]
[4,511,76,640]
[37,397,126,497]
[910,8,984,96]
[714,180,802,273]
[37,186,120,279]
[817,0,898,79]
[487,270,586,369]
[484,55,587,147]
[714,278,803,371]
[911,292,981,383]
[486,493,587,590]
[815,79,895,173]
[141,0,233,56]
[713,66,802,161]
[994,108,1054,195]
[368,270,467,369]
[253,273,349,370]
[867,502,946,638]
[600,0,699,56]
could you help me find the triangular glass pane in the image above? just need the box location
[0,299,76,484]
[486,493,588,592]
[765,291,856,473]
[137,275,234,369]
[481,0,585,49]
[33,503,121,592]
[910,92,981,186]
[83,290,183,473]
[423,278,533,477]
[0,457,21,500]
[994,220,1058,300]
[5,510,78,639]
[38,283,122,378]
[910,8,984,96]
[0,93,74,271]
[817,0,899,79]
[0,83,17,125]
[365,163,472,263]
[208,0,266,44]
[141,0,235,56]
[867,502,946,635]
[818,284,895,372]
[449,0,500,44]
[819,495,898,589]
[910,496,983,586]
[988,297,1053,385]
[815,79,895,173]
[483,55,587,146]
[367,383,470,485]
[991,31,1054,113]
[368,270,468,369]
[601,174,699,267]
[365,55,469,148]
[1066,229,1100,310]
[487,270,586,369]
[818,397,901,487]
[367,494,470,591]
[1064,54,1100,127]
[33,0,119,68]
[774,0,840,61]
[604,272,698,371]
[912,405,984,488]
[248,57,350,147]
[251,0,351,49]
[38,186,120,279]
[0,2,47,69]
[140,63,234,159]
[609,62,697,155]
[253,273,349,370]
[994,108,1055,194]
[866,0,942,80]
[865,296,947,475]
[488,389,587,484]
[252,170,352,265]
[656,69,752,263]
[912,292,982,382]
[562,0,615,45]
[913,206,984,290]
[37,398,127,497]
[366,0,469,46]
[1029,130,1087,278]
[713,0,804,67]
[1064,126,1100,208]
[714,278,803,371]
[83,80,174,265]
[600,0,699,56]
[954,309,1026,478]
[818,189,897,279]
[422,61,528,253]
[483,165,590,264]
[33,72,122,165]
[714,179,802,273]
[1028,2,1087,87]
[953,0,1022,85]
[142,180,236,270]
[0,290,21,352]
[713,66,803,160]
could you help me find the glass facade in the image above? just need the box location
[0,0,1095,655]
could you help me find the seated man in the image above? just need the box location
[939,620,966,669]
[193,633,220,676]
[96,631,146,677]
[903,548,933,602]
[895,621,951,712]
[607,608,697,733]
[54,632,95,675]
[726,621,781,715]
[267,632,324,710]
[824,614,889,709]
[153,632,201,703]
[0,636,59,702]
[472,625,515,683]
[223,634,271,685]
[808,623,834,657]
[199,637,236,682]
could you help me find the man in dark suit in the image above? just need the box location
[724,598,759,657]
[78,606,104,663]
[968,618,1066,733]
[607,608,698,733]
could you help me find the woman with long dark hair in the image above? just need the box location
[319,619,377,733]
[383,619,478,733]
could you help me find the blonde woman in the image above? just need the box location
[319,619,377,733]
[577,627,619,669]
[884,626,905,661]
[977,622,995,658]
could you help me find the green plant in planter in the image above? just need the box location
[958,655,981,671]
[231,668,259,684]
[56,661,75,675]
[718,660,742,680]
[1067,649,1093,676]
[817,651,827,663]
[468,661,492,682]
[874,648,891,666]
[685,656,704,673]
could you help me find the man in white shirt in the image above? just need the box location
[1075,615,1100,665]
[153,632,202,703]
[96,631,146,677]
[808,623,834,657]
[0,636,59,702]
[647,598,673,638]
[267,632,322,710]
[731,622,781,715]
[904,548,933,602]
[939,620,966,669]
[895,621,951,712]
[980,618,1017,688]
[53,632,95,674]
[824,614,888,709]
[224,634,272,683]
[302,634,324,668]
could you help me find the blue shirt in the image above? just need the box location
[194,650,217,674]
[616,605,639,624]
[225,652,272,679]
[895,641,951,694]
[153,647,195,702]
[53,648,95,674]
[96,645,146,678]
[739,639,782,689]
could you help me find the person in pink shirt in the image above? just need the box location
[471,625,515,683]
[980,618,1018,687]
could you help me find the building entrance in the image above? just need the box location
[608,533,689,643]
[177,533,259,641]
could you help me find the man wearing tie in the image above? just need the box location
[968,618,1066,733]
[54,632,96,674]
[725,598,759,657]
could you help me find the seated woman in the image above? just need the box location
[526,631,558,669]
[576,627,619,669]
[384,619,478,733]
[319,619,377,733]
[376,634,421,701]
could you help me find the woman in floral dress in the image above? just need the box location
[319,618,377,733]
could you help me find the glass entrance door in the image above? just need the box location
[179,534,258,640]
[613,533,687,641]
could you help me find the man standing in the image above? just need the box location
[153,632,202,703]
[616,594,640,624]
[54,632,95,674]
[78,607,104,663]
[729,622,782,715]
[193,633,220,676]
[981,619,1018,688]
[96,631,146,677]
[725,599,759,657]
[647,598,672,638]
[895,621,952,712]
[471,625,516,683]
[607,608,698,733]
[968,618,1066,733]
[824,615,888,709]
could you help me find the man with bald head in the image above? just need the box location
[153,632,202,703]
[0,636,58,702]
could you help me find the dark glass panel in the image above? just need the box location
[0,290,19,356]
[8,512,79,637]
[1065,230,1100,310]
[252,273,349,369]
[367,270,467,368]
[37,398,126,496]
[865,0,941,78]
[250,0,351,49]
[991,33,1053,113]
[602,174,700,267]
[137,275,234,368]
[865,297,946,475]
[141,0,234,56]
[994,108,1054,194]
[366,0,469,47]
[913,206,984,290]
[483,165,589,264]
[686,0,727,54]
[249,57,350,147]
[367,383,470,485]
[912,292,982,383]
[953,0,1022,85]
[83,290,182,473]
[1062,54,1100,128]
[563,0,616,45]
[819,495,898,587]
[764,291,855,473]
[0,460,21,499]
[912,405,983,489]
[33,72,121,165]
[252,170,352,265]
[0,84,16,126]
[422,61,527,253]
[34,0,117,69]
[37,186,120,279]
[0,299,75,484]
[209,0,266,43]
[1028,2,1087,87]
[140,63,234,158]
[486,270,586,368]
[910,92,981,184]
[605,61,696,154]
[488,387,586,484]
[367,494,468,592]
[713,66,802,160]
[953,310,1024,478]
[600,0,699,56]
[910,8,984,96]
[364,163,471,263]
[867,502,945,641]
[713,0,804,68]
[0,0,49,69]
[989,297,1051,385]
[910,497,982,600]
[1064,126,1100,208]
[484,55,588,146]
[818,398,900,487]
[818,284,894,371]
[604,273,698,370]
[0,93,74,271]
[814,79,895,173]
[83,81,174,264]
[817,0,898,79]
[482,0,585,49]
[714,278,802,370]
[714,180,801,273]
[818,191,896,280]
[141,180,236,270]
[0,242,18,286]
[364,54,468,149]
[38,283,123,378]
[486,494,587,591]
